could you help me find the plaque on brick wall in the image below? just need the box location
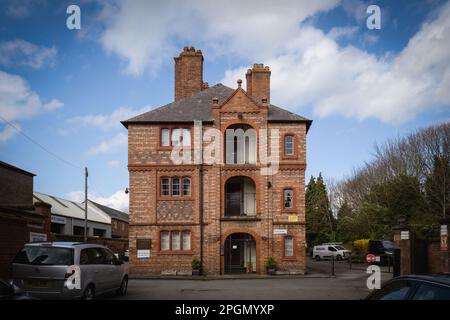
[137,239,151,259]
[441,225,448,236]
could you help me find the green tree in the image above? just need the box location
[306,173,334,245]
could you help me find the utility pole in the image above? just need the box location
[84,167,88,242]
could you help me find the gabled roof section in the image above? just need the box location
[121,83,312,132]
[89,200,129,223]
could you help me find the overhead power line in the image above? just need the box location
[0,114,83,171]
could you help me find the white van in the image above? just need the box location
[313,244,351,261]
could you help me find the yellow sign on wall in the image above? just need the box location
[288,215,298,222]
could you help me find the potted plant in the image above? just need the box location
[265,257,277,275]
[192,256,201,275]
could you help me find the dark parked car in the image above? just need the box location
[366,275,450,300]
[0,279,15,300]
[368,240,398,266]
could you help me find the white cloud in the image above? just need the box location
[43,98,64,111]
[107,160,121,168]
[67,106,151,130]
[222,2,450,124]
[66,190,129,213]
[0,70,63,142]
[68,106,151,155]
[0,39,57,69]
[98,0,339,75]
[87,132,127,155]
[327,26,359,40]
[0,123,19,143]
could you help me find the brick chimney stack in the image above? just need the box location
[174,46,205,101]
[245,64,271,104]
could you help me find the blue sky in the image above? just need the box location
[0,0,449,211]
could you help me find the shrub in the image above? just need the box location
[192,256,201,270]
[352,239,370,255]
[265,257,277,269]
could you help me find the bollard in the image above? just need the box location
[331,255,335,276]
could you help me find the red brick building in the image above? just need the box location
[122,47,312,275]
[0,161,51,278]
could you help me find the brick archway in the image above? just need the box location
[221,173,261,217]
[221,228,261,274]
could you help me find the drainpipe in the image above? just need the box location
[199,165,204,275]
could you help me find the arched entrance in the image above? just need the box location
[225,176,256,217]
[224,233,256,274]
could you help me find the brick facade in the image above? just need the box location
[125,48,310,275]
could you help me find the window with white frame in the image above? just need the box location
[284,135,294,156]
[172,177,180,196]
[161,128,170,146]
[284,236,294,257]
[161,177,170,196]
[161,128,191,147]
[284,189,294,209]
[160,230,191,252]
[182,177,191,196]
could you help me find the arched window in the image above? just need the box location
[225,124,256,164]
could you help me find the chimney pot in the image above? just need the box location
[237,79,242,88]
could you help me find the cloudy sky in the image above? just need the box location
[0,0,449,212]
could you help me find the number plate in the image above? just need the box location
[27,279,49,288]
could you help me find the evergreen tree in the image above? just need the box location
[306,173,334,246]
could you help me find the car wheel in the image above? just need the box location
[117,276,128,296]
[336,255,342,261]
[82,284,95,300]
[315,255,321,261]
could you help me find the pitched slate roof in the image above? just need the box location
[121,83,312,131]
[88,200,129,223]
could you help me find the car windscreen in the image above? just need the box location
[13,246,74,266]
[382,241,397,250]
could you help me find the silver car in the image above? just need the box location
[11,242,128,300]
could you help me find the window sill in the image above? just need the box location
[282,257,297,261]
[158,251,193,255]
[221,216,261,221]
[158,196,194,201]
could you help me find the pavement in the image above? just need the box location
[104,259,393,300]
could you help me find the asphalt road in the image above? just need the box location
[105,259,393,300]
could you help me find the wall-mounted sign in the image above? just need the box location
[288,215,298,222]
[136,239,151,259]
[273,229,288,235]
[441,225,448,236]
[51,215,66,224]
[441,236,448,251]
[30,232,47,242]
[400,231,409,240]
[137,250,150,259]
